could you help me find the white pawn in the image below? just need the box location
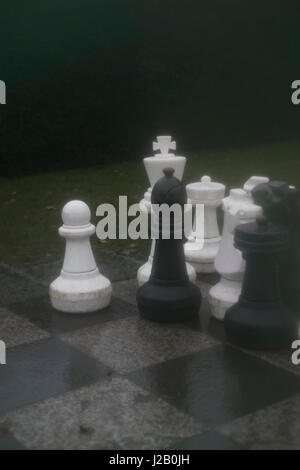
[49,200,112,313]
[138,136,196,286]
[208,176,269,320]
[184,175,225,273]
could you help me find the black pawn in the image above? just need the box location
[224,216,297,350]
[137,167,201,322]
[252,181,300,312]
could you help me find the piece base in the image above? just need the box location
[49,272,112,314]
[184,239,220,274]
[208,278,242,320]
[189,261,216,273]
[224,300,297,350]
[137,280,201,323]
[50,295,111,314]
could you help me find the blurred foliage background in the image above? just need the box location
[1,0,300,176]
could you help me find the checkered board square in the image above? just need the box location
[1,275,300,450]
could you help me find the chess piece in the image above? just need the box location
[49,200,112,313]
[225,216,297,349]
[252,181,300,312]
[208,177,268,320]
[184,176,225,273]
[138,136,196,285]
[137,168,201,322]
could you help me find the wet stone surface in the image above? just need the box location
[0,258,299,449]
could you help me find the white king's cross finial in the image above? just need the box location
[153,135,176,155]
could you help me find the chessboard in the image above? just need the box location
[1,260,300,450]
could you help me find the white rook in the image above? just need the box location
[138,136,196,285]
[49,200,112,313]
[184,175,225,273]
[208,176,269,320]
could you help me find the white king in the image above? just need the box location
[138,136,196,285]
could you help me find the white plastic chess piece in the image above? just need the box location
[208,176,269,320]
[138,136,196,285]
[49,200,112,313]
[184,176,225,273]
[140,136,185,209]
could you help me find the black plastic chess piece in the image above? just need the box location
[224,216,297,350]
[252,181,300,312]
[137,167,201,322]
[251,181,297,226]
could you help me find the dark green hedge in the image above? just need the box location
[1,0,299,175]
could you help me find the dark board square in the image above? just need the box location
[0,433,25,450]
[127,344,300,426]
[169,430,242,450]
[0,337,107,413]
[10,295,136,335]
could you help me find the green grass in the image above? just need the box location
[1,139,300,267]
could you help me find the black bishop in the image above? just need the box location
[137,167,201,322]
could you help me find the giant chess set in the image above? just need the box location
[1,136,300,450]
[50,135,299,350]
